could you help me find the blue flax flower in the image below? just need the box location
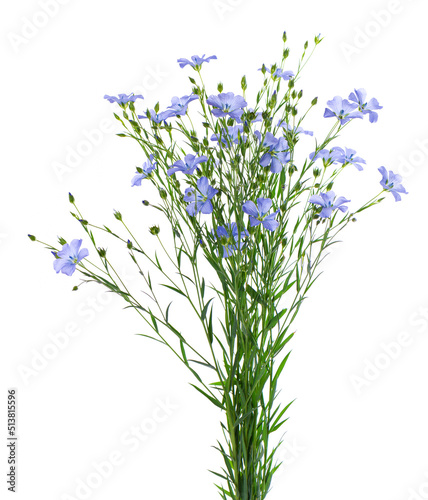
[278,121,313,136]
[309,191,350,218]
[131,156,157,186]
[349,88,382,123]
[206,92,247,121]
[378,167,408,201]
[259,65,295,80]
[167,94,198,116]
[211,125,246,147]
[177,54,217,69]
[138,109,176,124]
[242,198,279,231]
[309,147,342,164]
[183,176,218,216]
[323,96,363,125]
[255,131,290,173]
[214,223,249,258]
[53,239,89,276]
[335,147,366,171]
[104,93,144,104]
[167,154,208,176]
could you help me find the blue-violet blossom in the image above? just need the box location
[138,109,176,124]
[323,96,363,125]
[177,55,217,69]
[183,176,218,216]
[309,191,350,218]
[255,131,290,173]
[278,121,313,136]
[349,88,382,123]
[53,239,89,276]
[167,94,198,116]
[242,198,279,231]
[378,166,408,201]
[259,65,294,80]
[167,154,208,176]
[131,156,157,186]
[335,147,366,171]
[211,125,246,147]
[104,93,144,104]
[206,92,247,121]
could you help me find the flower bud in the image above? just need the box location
[58,236,67,245]
[142,200,150,206]
[282,31,287,43]
[311,97,318,106]
[217,82,224,93]
[98,247,107,258]
[241,76,247,92]
[127,239,133,249]
[159,189,167,200]
[28,234,36,241]
[313,168,321,178]
[283,48,289,59]
[72,286,78,291]
[79,219,88,225]
[269,97,277,109]
[304,40,309,50]
[288,79,294,89]
[68,192,75,203]
[114,210,122,221]
[149,225,160,235]
[298,90,303,99]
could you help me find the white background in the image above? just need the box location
[2,1,428,499]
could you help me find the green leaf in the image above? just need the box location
[160,284,187,297]
[201,297,214,322]
[266,308,287,332]
[180,340,188,366]
[189,384,224,410]
[165,302,172,323]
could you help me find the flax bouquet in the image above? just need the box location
[30,32,406,500]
